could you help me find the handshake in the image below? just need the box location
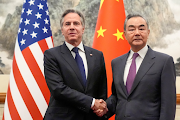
[91,99,108,117]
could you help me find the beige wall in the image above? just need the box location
[177,77,180,94]
[0,75,9,93]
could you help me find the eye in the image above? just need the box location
[129,29,135,31]
[74,22,80,25]
[139,26,146,31]
[139,28,144,30]
[65,22,70,26]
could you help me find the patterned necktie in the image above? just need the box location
[126,53,139,94]
[72,47,86,87]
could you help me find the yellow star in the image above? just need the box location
[100,0,118,9]
[97,26,107,38]
[113,29,124,41]
[100,0,104,9]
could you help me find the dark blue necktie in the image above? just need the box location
[72,47,86,87]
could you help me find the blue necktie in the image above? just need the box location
[126,53,139,94]
[72,47,86,87]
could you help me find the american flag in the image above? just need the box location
[3,0,53,119]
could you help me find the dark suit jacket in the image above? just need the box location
[106,46,176,120]
[43,43,107,120]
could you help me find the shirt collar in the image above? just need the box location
[65,41,85,53]
[128,45,148,60]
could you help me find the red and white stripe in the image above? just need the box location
[3,36,53,120]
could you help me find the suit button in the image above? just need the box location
[79,107,84,110]
[124,115,130,117]
[127,99,131,102]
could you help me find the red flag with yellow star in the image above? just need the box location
[93,0,130,119]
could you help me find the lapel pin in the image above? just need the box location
[90,54,93,56]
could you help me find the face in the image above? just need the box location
[61,13,85,46]
[124,17,150,52]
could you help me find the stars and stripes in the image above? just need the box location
[3,0,53,120]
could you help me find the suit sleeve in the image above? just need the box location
[160,56,176,120]
[44,50,93,113]
[97,52,107,100]
[105,60,117,118]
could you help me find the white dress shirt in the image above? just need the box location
[65,41,88,78]
[123,45,148,85]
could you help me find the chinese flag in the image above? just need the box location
[93,0,130,119]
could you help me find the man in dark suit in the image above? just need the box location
[100,14,176,120]
[43,9,108,120]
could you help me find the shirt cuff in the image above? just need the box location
[91,98,95,108]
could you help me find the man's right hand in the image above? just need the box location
[91,99,108,117]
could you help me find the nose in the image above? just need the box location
[70,24,75,30]
[134,29,140,35]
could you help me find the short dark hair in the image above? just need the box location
[124,14,149,31]
[60,9,85,28]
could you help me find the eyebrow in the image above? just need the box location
[128,24,145,28]
[65,21,80,23]
[139,24,145,27]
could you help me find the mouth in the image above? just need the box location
[69,33,76,36]
[133,39,142,41]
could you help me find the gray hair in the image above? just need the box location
[60,9,85,28]
[124,14,149,31]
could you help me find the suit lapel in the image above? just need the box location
[60,43,85,90]
[129,47,155,95]
[84,46,94,91]
[116,53,129,97]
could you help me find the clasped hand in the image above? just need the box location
[91,99,108,117]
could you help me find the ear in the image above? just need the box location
[82,26,85,34]
[148,29,150,35]
[124,31,127,39]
